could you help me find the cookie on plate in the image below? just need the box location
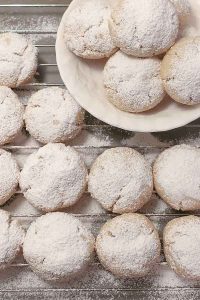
[103,51,165,112]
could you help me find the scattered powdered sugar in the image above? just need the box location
[153,144,200,211]
[19,143,88,212]
[0,210,24,269]
[164,216,200,279]
[96,213,161,278]
[109,0,179,57]
[104,51,165,112]
[63,0,117,59]
[23,212,95,281]
[88,147,153,214]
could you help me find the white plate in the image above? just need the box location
[56,0,200,132]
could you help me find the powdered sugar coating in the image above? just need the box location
[164,216,200,280]
[88,147,153,214]
[109,0,179,57]
[161,37,200,105]
[19,143,88,212]
[96,213,161,278]
[24,87,84,144]
[0,210,24,269]
[63,0,117,59]
[170,0,191,24]
[0,32,38,88]
[0,149,20,205]
[23,212,95,281]
[153,144,200,211]
[103,51,165,112]
[0,87,24,145]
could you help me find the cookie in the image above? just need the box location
[24,87,84,144]
[88,147,153,214]
[19,143,88,212]
[0,32,38,88]
[0,87,24,145]
[170,0,191,24]
[0,149,20,205]
[109,0,179,57]
[153,144,200,211]
[103,51,165,112]
[96,213,161,278]
[23,212,95,281]
[0,210,24,269]
[161,37,200,105]
[164,216,200,280]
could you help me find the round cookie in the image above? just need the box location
[153,144,200,211]
[0,87,24,145]
[170,0,191,24]
[0,149,20,205]
[63,0,117,59]
[0,32,38,88]
[19,143,88,212]
[103,51,165,113]
[161,37,200,105]
[88,147,153,214]
[24,87,84,144]
[164,216,200,280]
[109,0,179,57]
[23,212,95,281]
[0,210,24,270]
[96,213,161,278]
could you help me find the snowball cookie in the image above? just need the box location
[0,87,24,145]
[109,0,179,57]
[19,143,88,212]
[103,51,165,113]
[63,0,117,59]
[0,32,38,88]
[96,213,161,278]
[88,148,153,214]
[163,216,200,280]
[153,144,200,211]
[170,0,191,25]
[0,210,24,270]
[161,37,200,105]
[23,212,95,281]
[0,149,20,205]
[24,87,84,144]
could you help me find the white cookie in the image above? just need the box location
[63,0,117,59]
[24,87,84,144]
[0,87,24,145]
[23,212,95,281]
[19,143,88,212]
[0,149,20,205]
[153,144,200,211]
[103,51,165,112]
[170,0,191,24]
[96,213,161,278]
[88,147,153,214]
[109,0,179,57]
[0,210,24,269]
[0,33,38,88]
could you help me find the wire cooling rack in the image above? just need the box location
[0,1,200,299]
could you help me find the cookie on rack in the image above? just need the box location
[0,210,24,270]
[19,143,88,212]
[88,147,153,214]
[164,215,200,280]
[153,144,200,211]
[103,51,165,112]
[23,212,95,281]
[24,87,84,144]
[96,213,161,278]
[161,37,200,105]
[0,32,38,88]
[0,87,24,145]
[109,0,179,57]
[63,0,117,59]
[0,149,20,205]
